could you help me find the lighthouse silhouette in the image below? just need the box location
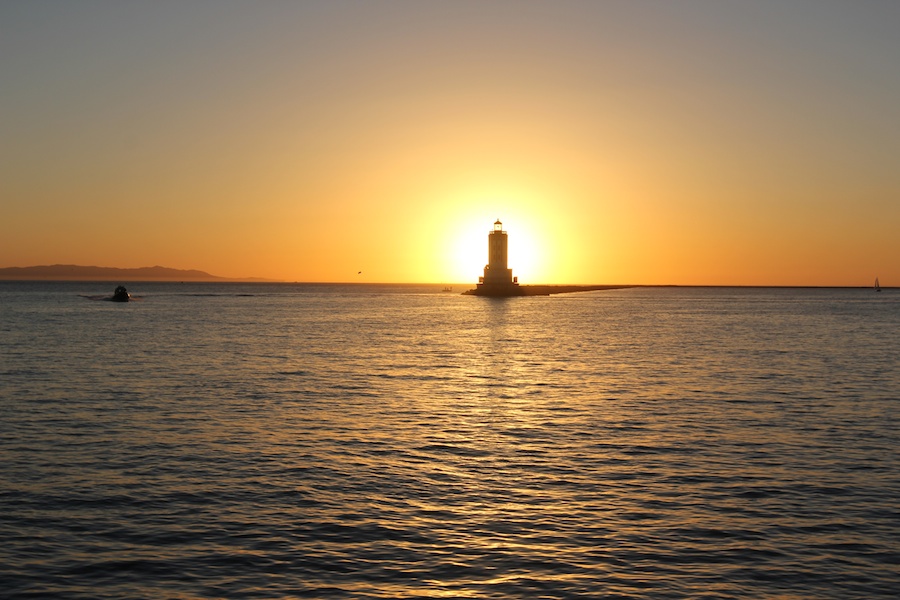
[471,219,524,296]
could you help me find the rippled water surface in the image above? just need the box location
[2,282,898,598]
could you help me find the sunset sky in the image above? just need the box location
[2,1,898,285]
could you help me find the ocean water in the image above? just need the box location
[1,282,898,599]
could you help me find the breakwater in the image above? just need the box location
[463,284,635,296]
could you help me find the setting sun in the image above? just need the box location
[439,217,543,285]
[403,173,589,285]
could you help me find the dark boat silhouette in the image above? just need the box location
[109,285,131,302]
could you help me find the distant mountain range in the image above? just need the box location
[0,264,274,282]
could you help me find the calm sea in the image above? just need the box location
[1,282,898,599]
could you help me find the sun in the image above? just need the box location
[438,216,548,284]
[411,180,577,284]
[446,227,487,283]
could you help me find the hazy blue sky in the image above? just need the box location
[3,1,898,284]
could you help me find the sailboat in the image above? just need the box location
[875,277,882,292]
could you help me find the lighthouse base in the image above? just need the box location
[463,282,524,297]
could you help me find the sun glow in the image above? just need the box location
[429,205,562,285]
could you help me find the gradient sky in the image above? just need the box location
[2,1,898,285]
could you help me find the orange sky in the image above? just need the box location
[2,1,898,285]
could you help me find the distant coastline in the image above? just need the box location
[0,264,275,282]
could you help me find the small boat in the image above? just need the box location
[442,286,453,293]
[110,285,131,302]
[875,277,882,292]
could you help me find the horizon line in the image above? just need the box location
[0,278,889,290]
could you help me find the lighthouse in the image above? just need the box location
[471,219,523,296]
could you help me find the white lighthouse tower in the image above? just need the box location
[472,219,522,296]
